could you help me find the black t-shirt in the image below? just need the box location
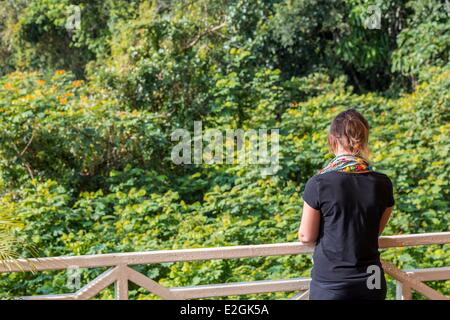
[302,171,394,287]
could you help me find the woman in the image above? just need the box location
[299,109,394,300]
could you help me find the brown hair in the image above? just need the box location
[327,109,370,157]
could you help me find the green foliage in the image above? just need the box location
[392,0,450,78]
[0,0,141,76]
[0,70,167,190]
[0,0,448,300]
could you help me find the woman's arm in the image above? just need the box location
[379,206,393,235]
[298,202,320,244]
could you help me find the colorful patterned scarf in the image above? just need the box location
[319,154,372,174]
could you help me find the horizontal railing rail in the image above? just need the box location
[0,232,448,300]
[1,232,448,273]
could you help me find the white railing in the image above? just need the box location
[0,232,449,300]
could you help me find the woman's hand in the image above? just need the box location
[298,201,320,245]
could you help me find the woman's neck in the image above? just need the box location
[334,148,353,157]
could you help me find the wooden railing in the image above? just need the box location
[0,232,449,300]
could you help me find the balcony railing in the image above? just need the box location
[0,232,449,300]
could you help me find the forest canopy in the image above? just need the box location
[0,0,449,299]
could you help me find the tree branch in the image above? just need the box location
[183,21,227,50]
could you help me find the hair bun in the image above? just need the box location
[328,109,369,156]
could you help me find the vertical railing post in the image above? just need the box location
[395,281,412,300]
[115,265,129,300]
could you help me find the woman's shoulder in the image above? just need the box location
[369,171,393,183]
[310,170,393,184]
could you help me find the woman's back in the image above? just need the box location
[299,109,395,299]
[303,170,394,293]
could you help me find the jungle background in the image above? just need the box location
[0,0,449,299]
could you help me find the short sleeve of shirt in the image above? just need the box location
[386,177,395,207]
[303,176,320,210]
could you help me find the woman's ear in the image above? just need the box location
[357,144,370,159]
[327,134,338,155]
[328,133,339,154]
[362,147,370,159]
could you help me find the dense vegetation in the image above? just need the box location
[0,0,448,299]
